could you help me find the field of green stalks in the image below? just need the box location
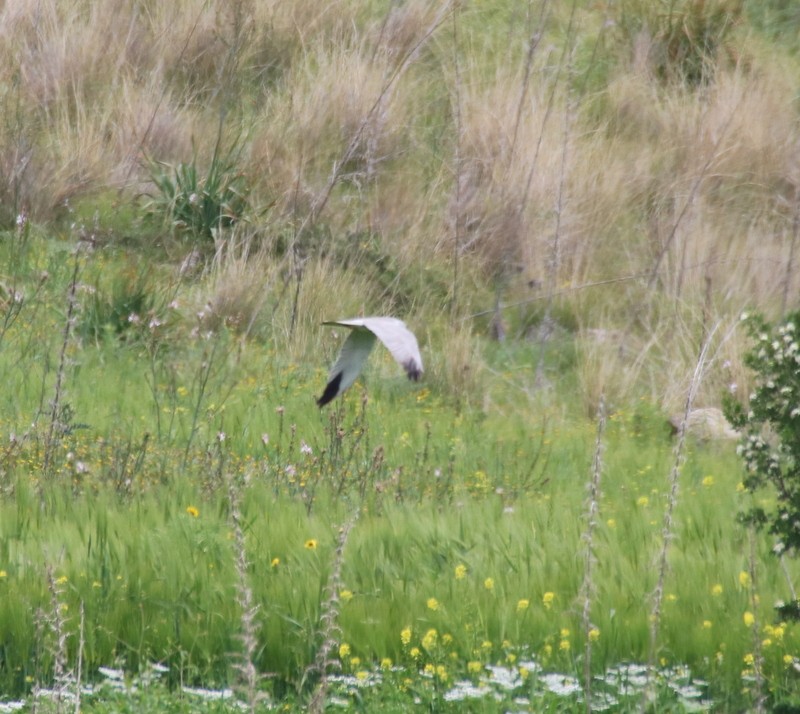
[2,0,800,711]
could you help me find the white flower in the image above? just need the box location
[540,673,581,696]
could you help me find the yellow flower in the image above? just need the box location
[711,584,723,596]
[304,539,318,550]
[435,665,448,681]
[480,640,492,651]
[739,571,750,588]
[666,593,678,602]
[380,658,392,669]
[559,639,570,652]
[516,599,530,613]
[355,670,368,681]
[340,589,353,602]
[55,576,68,586]
[736,482,746,493]
[560,628,571,639]
[703,620,712,630]
[271,557,280,568]
[92,581,102,589]
[743,653,755,666]
[588,628,600,642]
[0,570,7,579]
[762,638,773,648]
[542,592,555,609]
[484,578,495,591]
[606,518,616,529]
[350,657,361,668]
[186,505,199,518]
[423,663,435,675]
[339,643,351,659]
[454,564,467,580]
[427,597,440,611]
[442,633,453,645]
[520,666,530,679]
[401,627,412,646]
[636,496,649,507]
[467,661,482,674]
[784,655,794,666]
[743,611,755,627]
[702,475,715,487]
[422,629,438,650]
[409,647,421,660]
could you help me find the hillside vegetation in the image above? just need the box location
[1,0,798,408]
[1,0,800,711]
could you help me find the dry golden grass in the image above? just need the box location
[1,0,798,408]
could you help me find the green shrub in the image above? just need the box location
[725,311,800,614]
[144,151,250,243]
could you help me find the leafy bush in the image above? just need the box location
[144,150,250,242]
[725,311,800,614]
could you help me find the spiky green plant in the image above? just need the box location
[144,149,250,243]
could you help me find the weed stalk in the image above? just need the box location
[747,528,766,713]
[44,564,70,714]
[42,250,81,487]
[645,321,720,706]
[226,465,265,713]
[580,395,605,711]
[305,509,360,713]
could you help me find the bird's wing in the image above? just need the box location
[329,317,423,380]
[317,326,376,407]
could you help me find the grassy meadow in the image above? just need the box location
[2,0,800,710]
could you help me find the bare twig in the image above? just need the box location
[534,6,578,385]
[450,0,463,317]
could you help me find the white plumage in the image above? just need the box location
[317,317,423,407]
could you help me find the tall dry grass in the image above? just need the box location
[0,0,797,408]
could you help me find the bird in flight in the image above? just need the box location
[317,317,423,407]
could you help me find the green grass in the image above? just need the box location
[2,0,800,709]
[1,246,799,712]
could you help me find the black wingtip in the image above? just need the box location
[316,372,343,407]
[403,359,423,382]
